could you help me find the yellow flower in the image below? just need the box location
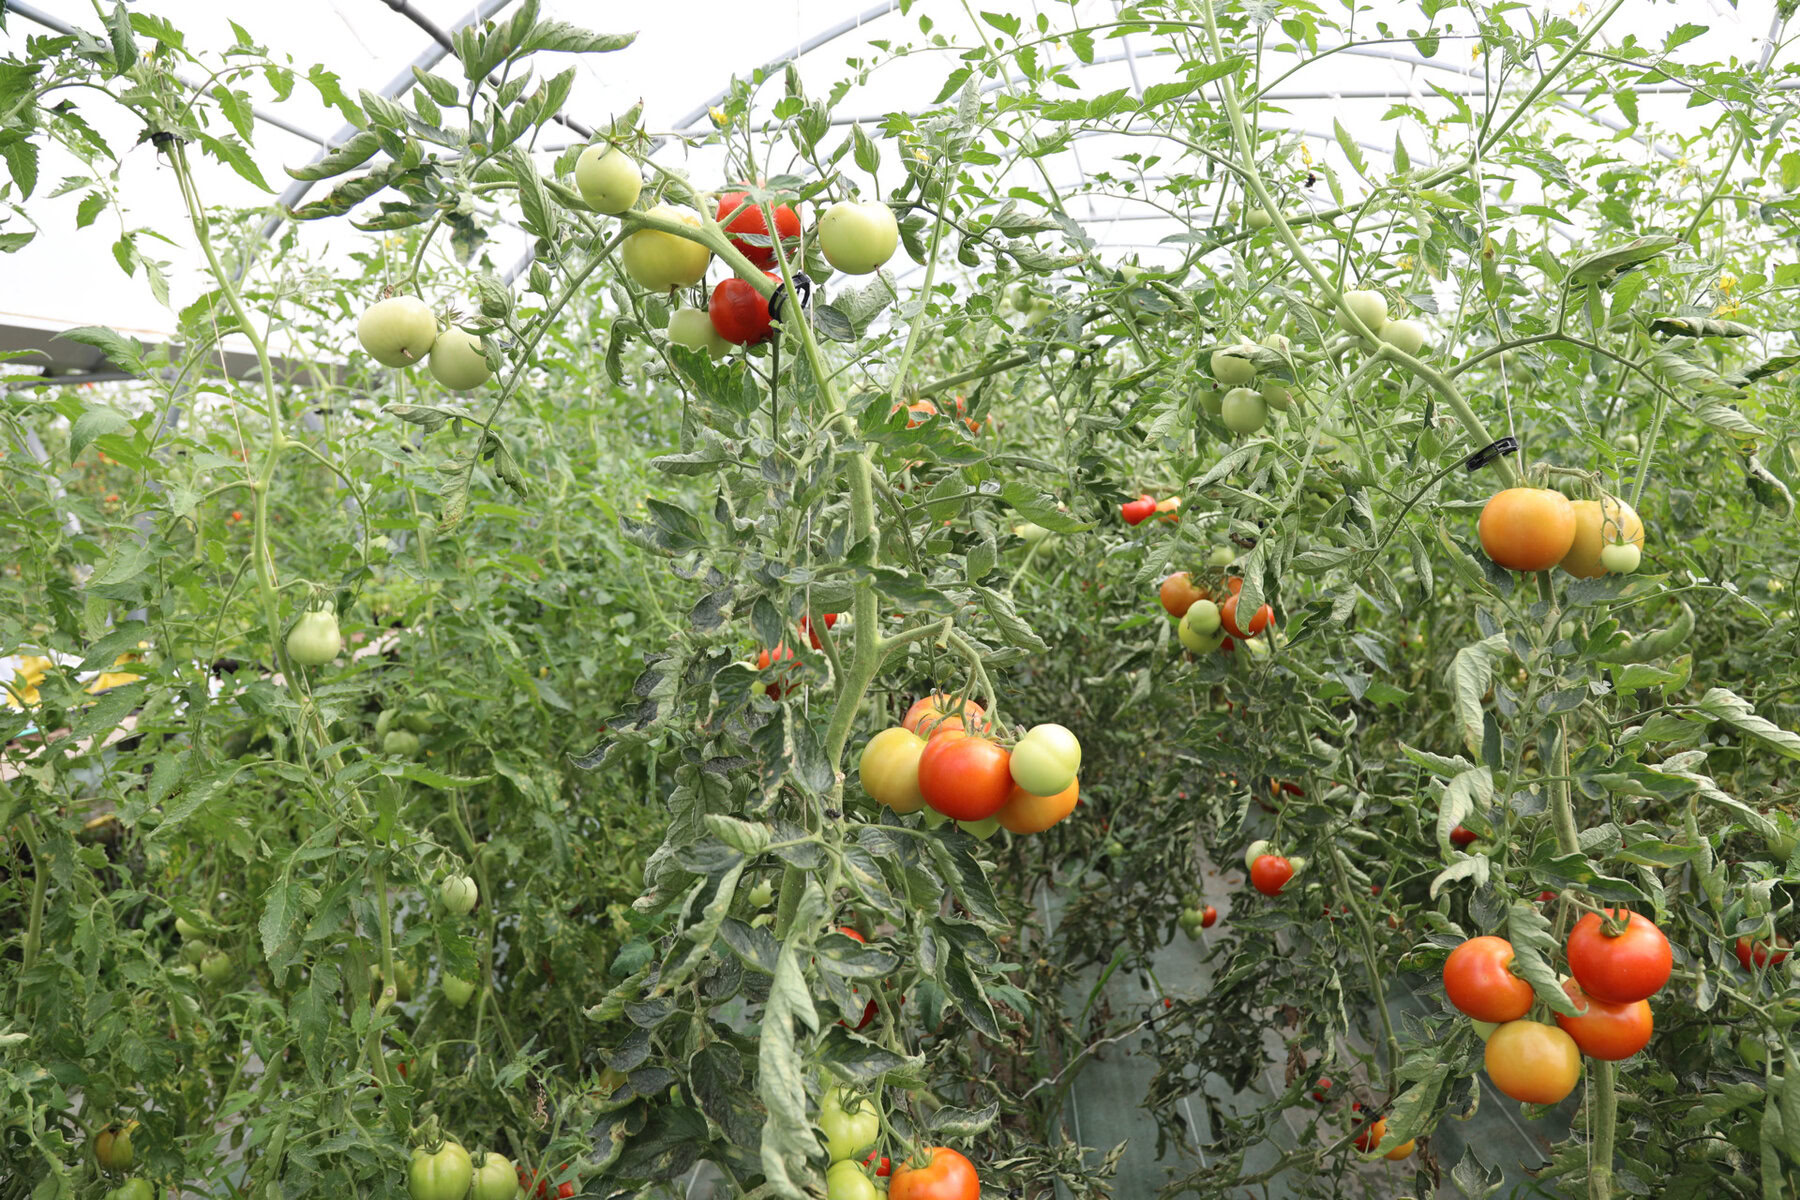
[1397,255,1414,271]
[708,106,728,129]
[1713,300,1742,317]
[1718,273,1737,294]
[1301,142,1314,167]
[7,654,51,709]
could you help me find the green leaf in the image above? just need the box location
[70,404,130,459]
[1696,688,1800,761]
[1446,634,1508,757]
[286,130,382,181]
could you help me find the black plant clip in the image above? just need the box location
[767,272,813,321]
[1465,436,1519,472]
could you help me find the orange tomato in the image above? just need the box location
[1559,496,1645,578]
[902,693,986,737]
[1478,488,1576,571]
[995,777,1079,834]
[1442,936,1533,1023]
[1158,572,1205,618]
[889,1147,979,1200]
[1484,1019,1581,1104]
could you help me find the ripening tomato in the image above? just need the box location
[995,777,1078,834]
[1484,1019,1581,1104]
[903,693,986,737]
[1155,495,1182,522]
[1554,978,1652,1060]
[1249,854,1294,896]
[95,1122,137,1172]
[1159,572,1205,618]
[889,1147,980,1200]
[1385,1139,1416,1161]
[756,644,799,698]
[710,276,775,345]
[1735,935,1791,970]
[717,190,800,268]
[1442,936,1533,1023]
[860,727,928,813]
[1565,909,1672,1003]
[1121,494,1156,525]
[1218,594,1273,640]
[917,732,1014,821]
[1478,488,1576,572]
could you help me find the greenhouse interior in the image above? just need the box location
[2,0,1798,1197]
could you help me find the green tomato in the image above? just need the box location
[621,204,711,290]
[199,951,233,984]
[105,1182,154,1200]
[826,1161,880,1200]
[441,974,476,1008]
[180,938,214,965]
[1014,521,1054,545]
[748,880,775,907]
[668,307,732,359]
[1198,389,1224,416]
[409,1141,474,1200]
[1207,545,1236,567]
[1599,542,1641,574]
[470,1153,520,1200]
[94,1123,136,1172]
[428,328,492,391]
[286,609,342,668]
[1337,289,1389,335]
[1184,600,1221,636]
[1244,839,1273,871]
[376,709,396,739]
[820,1087,879,1162]
[1260,381,1291,412]
[174,912,208,940]
[1615,433,1640,453]
[1210,346,1258,386]
[384,729,422,758]
[1010,723,1081,796]
[1220,387,1268,435]
[1104,839,1125,858]
[358,296,438,368]
[575,145,642,214]
[1471,1019,1500,1042]
[1245,207,1272,229]
[817,200,900,275]
[958,815,1003,840]
[1378,318,1427,356]
[440,874,479,916]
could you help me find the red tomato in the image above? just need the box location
[834,928,879,1029]
[864,1153,891,1177]
[710,276,775,345]
[1450,824,1478,848]
[1566,909,1672,1003]
[889,1147,980,1200]
[1249,854,1293,896]
[717,190,800,268]
[1219,594,1274,640]
[802,612,839,649]
[1735,935,1792,970]
[1311,1076,1331,1102]
[1442,936,1533,1023]
[917,732,1014,821]
[1120,494,1156,525]
[1201,905,1217,928]
[1554,978,1652,1060]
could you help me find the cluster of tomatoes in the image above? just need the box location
[858,694,1082,838]
[1443,908,1672,1106]
[582,143,901,355]
[1158,567,1275,657]
[753,612,840,698]
[817,1084,979,1200]
[1478,487,1646,577]
[402,1138,567,1200]
[1242,839,1303,898]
